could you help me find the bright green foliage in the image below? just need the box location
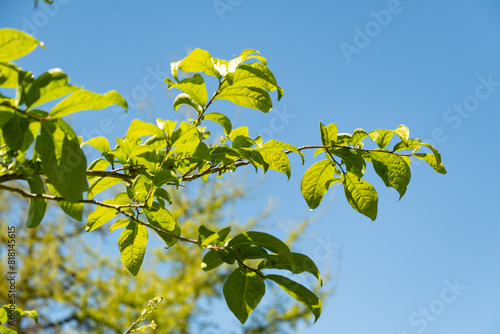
[0,304,38,334]
[0,28,446,327]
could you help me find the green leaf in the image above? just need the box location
[118,221,148,276]
[256,140,304,180]
[87,176,124,200]
[86,158,110,184]
[370,151,411,199]
[368,129,394,149]
[109,218,131,232]
[0,28,43,62]
[2,112,30,151]
[266,274,322,323]
[24,173,47,228]
[157,119,177,137]
[319,122,337,146]
[35,119,88,202]
[421,142,443,167]
[223,267,266,324]
[171,48,220,80]
[25,68,80,109]
[331,148,365,178]
[0,62,23,89]
[238,148,268,172]
[198,225,231,247]
[0,304,38,325]
[414,153,447,174]
[46,181,83,221]
[170,121,201,155]
[202,112,232,135]
[173,93,202,113]
[201,250,224,272]
[220,62,284,100]
[126,119,165,140]
[258,252,322,285]
[130,174,152,203]
[393,138,423,152]
[394,124,410,141]
[49,89,127,118]
[165,74,207,107]
[86,195,133,231]
[351,128,368,147]
[260,140,304,163]
[228,231,294,270]
[343,172,378,220]
[82,136,111,153]
[300,159,335,210]
[215,86,273,113]
[143,208,181,247]
[235,245,269,261]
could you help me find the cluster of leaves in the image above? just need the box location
[0,304,38,334]
[0,28,445,326]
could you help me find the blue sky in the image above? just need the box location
[2,1,500,333]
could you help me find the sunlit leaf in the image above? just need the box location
[343,172,378,220]
[49,89,127,118]
[300,159,335,210]
[118,221,148,276]
[0,28,43,62]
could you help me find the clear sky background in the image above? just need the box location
[2,1,500,333]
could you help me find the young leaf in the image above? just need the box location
[170,48,220,80]
[35,119,88,203]
[219,62,284,100]
[164,74,207,107]
[343,172,378,221]
[0,28,43,62]
[394,124,410,141]
[370,151,411,199]
[86,204,119,232]
[109,218,131,232]
[319,122,337,146]
[118,221,148,276]
[202,112,232,135]
[126,119,165,140]
[300,159,335,210]
[24,173,47,228]
[266,274,322,323]
[49,89,127,118]
[414,153,447,174]
[215,86,273,113]
[87,176,124,200]
[173,93,203,114]
[86,158,110,184]
[368,129,394,149]
[0,304,38,325]
[351,128,368,147]
[82,136,111,153]
[257,140,303,180]
[223,267,266,324]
